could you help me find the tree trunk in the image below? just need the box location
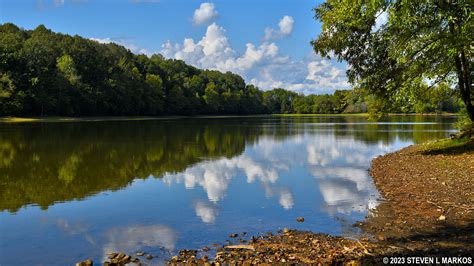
[455,51,474,122]
[460,49,473,122]
[450,19,474,122]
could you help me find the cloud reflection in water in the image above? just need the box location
[160,132,395,222]
[102,224,177,261]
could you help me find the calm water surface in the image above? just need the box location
[0,116,456,265]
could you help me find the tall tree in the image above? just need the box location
[312,0,473,121]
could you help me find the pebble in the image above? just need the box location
[75,259,93,266]
[438,215,446,221]
[296,217,305,222]
[146,254,153,260]
[224,245,255,250]
[283,228,290,233]
[136,252,145,256]
[229,233,238,238]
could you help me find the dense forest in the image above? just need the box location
[0,23,462,117]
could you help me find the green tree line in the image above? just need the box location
[0,23,462,117]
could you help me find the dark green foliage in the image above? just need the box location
[263,88,298,114]
[0,23,462,116]
[312,0,472,121]
[292,90,348,114]
[0,23,265,116]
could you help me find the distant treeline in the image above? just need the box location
[0,23,462,116]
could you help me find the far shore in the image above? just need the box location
[0,113,458,123]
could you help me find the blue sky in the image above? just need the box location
[0,0,350,94]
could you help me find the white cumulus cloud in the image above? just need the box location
[306,59,350,90]
[161,23,285,75]
[160,20,349,94]
[264,15,294,41]
[199,23,230,56]
[279,15,294,35]
[193,2,219,25]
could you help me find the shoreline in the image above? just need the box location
[93,136,473,265]
[0,113,458,123]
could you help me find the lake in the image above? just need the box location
[0,115,457,265]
